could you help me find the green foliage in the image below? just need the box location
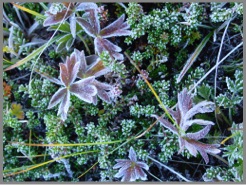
[223,123,243,181]
[3,2,243,182]
[130,103,156,118]
[216,70,243,109]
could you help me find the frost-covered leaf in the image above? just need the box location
[113,147,149,182]
[76,49,110,78]
[100,14,132,38]
[226,70,243,94]
[69,13,76,38]
[86,58,110,78]
[93,80,113,104]
[186,125,211,140]
[70,77,97,103]
[48,87,66,109]
[216,94,231,108]
[57,90,70,121]
[59,54,80,86]
[94,37,123,60]
[56,33,74,52]
[76,2,98,11]
[43,10,72,27]
[151,114,178,134]
[184,101,215,122]
[77,17,97,38]
[154,88,220,164]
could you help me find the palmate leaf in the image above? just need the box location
[77,10,132,60]
[153,88,220,164]
[77,17,98,38]
[45,49,98,121]
[48,88,67,109]
[74,48,113,104]
[43,10,72,27]
[70,76,97,103]
[93,81,112,104]
[100,14,132,38]
[94,37,123,60]
[113,147,149,182]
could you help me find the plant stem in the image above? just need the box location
[147,156,192,182]
[77,34,91,55]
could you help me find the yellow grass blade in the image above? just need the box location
[12,3,46,19]
[4,150,100,177]
[10,139,123,147]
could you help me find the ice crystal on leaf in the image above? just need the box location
[43,2,98,38]
[46,50,97,121]
[152,88,221,164]
[77,12,132,60]
[113,147,149,182]
[75,49,113,104]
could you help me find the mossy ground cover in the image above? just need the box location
[3,2,243,182]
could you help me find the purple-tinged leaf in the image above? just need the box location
[59,54,80,86]
[86,9,100,35]
[92,96,97,105]
[85,55,99,65]
[94,81,113,90]
[114,147,149,182]
[185,119,214,128]
[186,125,211,140]
[100,14,132,38]
[134,167,147,181]
[94,37,123,60]
[167,108,181,126]
[36,70,63,86]
[129,147,137,162]
[48,88,66,109]
[151,114,178,134]
[76,49,87,77]
[70,77,97,103]
[113,159,130,170]
[77,17,97,38]
[76,2,98,11]
[58,90,70,121]
[178,88,192,117]
[67,53,80,84]
[136,162,149,171]
[198,148,209,164]
[86,58,110,78]
[184,101,215,121]
[96,89,111,103]
[59,63,69,86]
[182,138,198,157]
[186,139,221,164]
[69,13,76,38]
[43,10,72,27]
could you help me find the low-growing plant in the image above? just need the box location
[3,2,243,182]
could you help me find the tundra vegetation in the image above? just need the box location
[3,2,243,182]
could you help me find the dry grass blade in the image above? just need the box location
[147,156,192,182]
[177,31,213,83]
[4,36,59,71]
[12,3,46,19]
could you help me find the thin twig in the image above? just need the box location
[189,42,243,93]
[214,17,231,132]
[146,170,163,182]
[147,156,192,182]
[28,3,72,93]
